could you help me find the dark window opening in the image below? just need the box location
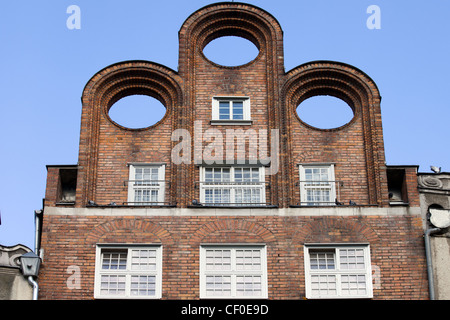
[58,168,77,204]
[387,168,407,205]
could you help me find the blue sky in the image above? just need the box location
[1,1,449,250]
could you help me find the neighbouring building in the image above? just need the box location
[38,3,431,300]
[0,244,33,300]
[418,171,450,299]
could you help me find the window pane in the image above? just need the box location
[100,275,126,296]
[339,248,365,270]
[131,249,157,270]
[205,168,213,182]
[222,168,230,182]
[236,249,261,270]
[130,275,156,296]
[207,168,230,182]
[310,275,336,296]
[234,168,243,182]
[134,188,159,205]
[219,101,230,120]
[205,249,231,270]
[135,168,143,181]
[309,251,335,270]
[205,276,231,296]
[303,167,330,185]
[204,188,231,205]
[341,274,367,296]
[102,251,127,270]
[243,168,251,181]
[306,188,331,204]
[232,101,243,120]
[236,275,262,296]
[235,187,261,205]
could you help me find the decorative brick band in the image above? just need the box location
[188,218,277,245]
[292,216,380,244]
[86,218,174,245]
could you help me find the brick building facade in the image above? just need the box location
[38,3,428,299]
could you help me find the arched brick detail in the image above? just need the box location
[189,218,276,245]
[86,218,174,245]
[282,61,388,207]
[293,216,380,244]
[178,3,286,207]
[283,61,381,132]
[76,61,183,206]
[179,2,283,69]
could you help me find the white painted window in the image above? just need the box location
[304,244,373,299]
[299,164,336,205]
[94,245,162,299]
[199,166,265,206]
[200,245,268,299]
[212,97,250,122]
[127,164,165,205]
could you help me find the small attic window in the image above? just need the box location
[387,168,407,205]
[58,168,77,204]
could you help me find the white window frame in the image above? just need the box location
[211,96,251,123]
[304,244,373,299]
[127,163,165,205]
[200,245,268,299]
[199,166,266,206]
[299,164,336,206]
[94,244,163,299]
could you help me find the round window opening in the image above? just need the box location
[108,95,166,129]
[297,96,355,130]
[203,36,260,67]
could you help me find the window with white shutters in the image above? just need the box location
[304,244,373,299]
[200,246,268,299]
[95,245,162,299]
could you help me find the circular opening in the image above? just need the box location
[108,95,166,129]
[297,96,354,130]
[203,36,260,67]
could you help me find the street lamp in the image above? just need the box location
[19,251,41,300]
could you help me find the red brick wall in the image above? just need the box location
[405,167,420,206]
[61,3,389,209]
[40,3,426,300]
[44,167,60,207]
[38,214,428,300]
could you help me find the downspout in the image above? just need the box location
[34,209,43,254]
[424,227,441,300]
[28,276,39,300]
[33,207,43,300]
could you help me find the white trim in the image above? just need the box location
[127,162,167,167]
[127,164,165,205]
[94,244,163,299]
[212,96,251,122]
[200,245,268,299]
[44,206,422,217]
[199,166,266,206]
[299,164,336,206]
[304,244,373,299]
